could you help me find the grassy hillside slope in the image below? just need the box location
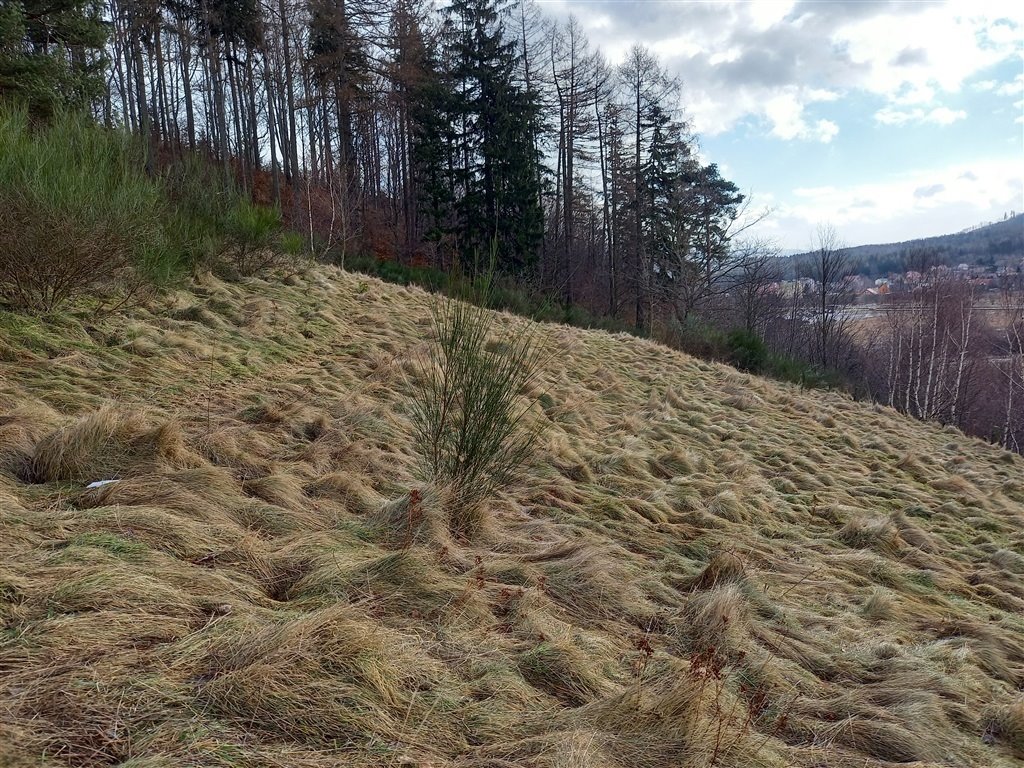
[1,267,1022,768]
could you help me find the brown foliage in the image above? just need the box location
[0,197,134,311]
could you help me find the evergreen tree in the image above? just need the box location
[0,0,107,117]
[618,44,676,331]
[644,104,684,271]
[400,10,455,255]
[685,162,744,275]
[445,0,542,275]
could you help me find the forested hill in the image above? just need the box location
[795,214,1024,276]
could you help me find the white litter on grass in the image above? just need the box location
[85,479,119,489]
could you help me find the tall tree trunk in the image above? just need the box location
[596,104,614,315]
[922,290,941,418]
[633,74,646,332]
[262,43,281,205]
[278,0,299,189]
[950,287,974,426]
[129,14,152,173]
[179,21,195,149]
[201,0,230,180]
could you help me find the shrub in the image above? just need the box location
[278,231,308,258]
[410,282,547,534]
[161,154,305,278]
[159,153,234,268]
[345,253,449,290]
[217,200,289,277]
[726,329,767,373]
[670,316,728,360]
[0,106,175,310]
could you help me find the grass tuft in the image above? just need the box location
[31,407,201,483]
[984,697,1024,758]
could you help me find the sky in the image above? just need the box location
[538,0,1024,251]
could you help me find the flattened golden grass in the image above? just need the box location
[1,266,1022,767]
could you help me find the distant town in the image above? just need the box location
[779,212,1024,304]
[776,256,1024,303]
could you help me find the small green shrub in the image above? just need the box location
[726,329,767,373]
[279,231,307,257]
[671,317,728,360]
[161,155,305,278]
[0,106,176,310]
[217,200,287,277]
[346,253,448,290]
[411,279,547,534]
[764,354,844,390]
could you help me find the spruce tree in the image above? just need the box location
[402,14,455,255]
[445,0,542,275]
[0,0,108,117]
[644,104,682,270]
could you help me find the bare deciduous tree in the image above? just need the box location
[803,223,854,369]
[730,239,784,336]
[996,273,1024,451]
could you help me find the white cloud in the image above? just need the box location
[833,6,1018,100]
[996,73,1024,97]
[889,83,936,107]
[811,119,840,143]
[757,157,1024,245]
[873,108,913,126]
[927,107,968,125]
[874,105,968,126]
[746,0,795,32]
[557,0,1023,141]
[763,91,839,142]
[649,35,704,62]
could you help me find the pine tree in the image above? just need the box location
[685,162,744,280]
[400,9,455,258]
[0,0,108,117]
[644,104,681,271]
[445,0,542,275]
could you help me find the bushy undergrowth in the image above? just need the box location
[346,253,639,337]
[217,199,293,277]
[673,317,843,390]
[726,329,768,373]
[159,153,234,269]
[0,107,174,310]
[347,255,847,394]
[723,329,844,388]
[0,105,294,310]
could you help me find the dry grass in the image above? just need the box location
[1,265,1022,767]
[983,697,1024,758]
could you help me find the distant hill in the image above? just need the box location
[792,214,1024,277]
